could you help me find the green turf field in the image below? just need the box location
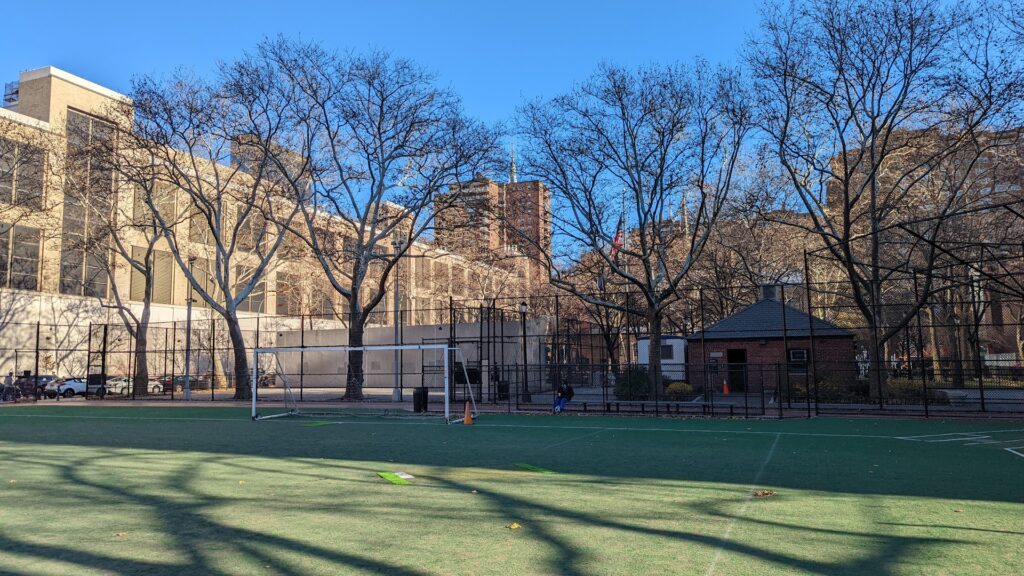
[0,406,1022,575]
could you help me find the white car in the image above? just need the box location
[105,377,163,395]
[45,378,88,399]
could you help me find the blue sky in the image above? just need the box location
[1,0,762,124]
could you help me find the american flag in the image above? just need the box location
[609,216,624,260]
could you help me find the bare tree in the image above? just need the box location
[750,0,1023,396]
[113,70,301,399]
[226,39,500,399]
[518,62,751,390]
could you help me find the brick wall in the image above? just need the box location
[686,337,856,393]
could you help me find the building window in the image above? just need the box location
[60,110,114,298]
[189,210,214,246]
[788,348,809,374]
[0,138,44,209]
[660,344,675,360]
[276,271,301,317]
[311,279,334,319]
[236,206,267,253]
[235,265,266,313]
[189,257,222,307]
[0,224,41,291]
[129,247,174,304]
[133,184,175,227]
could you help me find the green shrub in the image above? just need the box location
[885,377,925,399]
[664,382,694,400]
[614,368,659,400]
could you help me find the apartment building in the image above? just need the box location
[434,171,552,290]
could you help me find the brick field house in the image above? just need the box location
[686,287,856,396]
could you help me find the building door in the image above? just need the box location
[726,349,747,392]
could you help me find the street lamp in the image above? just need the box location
[391,234,407,402]
[520,301,530,403]
[183,256,197,401]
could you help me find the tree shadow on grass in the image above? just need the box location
[0,447,435,576]
[0,442,992,576]
[0,411,1020,575]
[420,472,969,576]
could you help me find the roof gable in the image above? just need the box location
[686,299,852,341]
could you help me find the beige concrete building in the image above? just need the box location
[0,66,536,377]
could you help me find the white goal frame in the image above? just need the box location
[250,343,478,424]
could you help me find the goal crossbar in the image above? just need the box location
[250,343,478,424]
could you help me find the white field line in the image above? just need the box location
[1005,447,1024,460]
[0,413,247,423]
[924,435,990,443]
[705,433,781,576]
[964,438,1024,446]
[5,412,1024,445]
[899,428,1024,440]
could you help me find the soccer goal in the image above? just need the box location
[250,343,479,424]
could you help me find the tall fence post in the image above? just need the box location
[913,271,930,418]
[300,315,306,402]
[33,322,41,400]
[804,252,820,416]
[210,317,216,401]
[780,284,792,411]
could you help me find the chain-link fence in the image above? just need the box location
[3,280,1022,417]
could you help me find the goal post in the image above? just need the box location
[250,343,479,424]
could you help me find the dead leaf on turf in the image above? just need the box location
[114,532,128,538]
[506,522,522,530]
[471,490,479,494]
[954,509,964,513]
[753,490,777,498]
[7,480,15,484]
[239,481,246,485]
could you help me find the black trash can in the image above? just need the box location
[413,387,429,413]
[496,381,509,401]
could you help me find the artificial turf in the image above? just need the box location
[0,405,1021,575]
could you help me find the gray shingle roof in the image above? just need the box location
[686,299,853,341]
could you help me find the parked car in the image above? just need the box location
[45,377,87,399]
[158,374,210,392]
[14,374,56,400]
[105,376,164,395]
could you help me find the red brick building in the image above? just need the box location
[686,288,856,394]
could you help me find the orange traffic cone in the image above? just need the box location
[463,401,474,425]
[722,379,731,396]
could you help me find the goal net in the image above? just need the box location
[250,344,479,424]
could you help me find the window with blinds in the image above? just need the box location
[236,206,267,253]
[0,223,41,291]
[189,210,215,246]
[129,247,174,304]
[235,265,266,313]
[133,183,175,227]
[275,271,302,317]
[0,138,44,209]
[190,257,222,307]
[60,110,114,298]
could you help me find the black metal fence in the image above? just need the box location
[2,281,1022,418]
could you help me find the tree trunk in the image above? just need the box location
[132,295,152,397]
[226,316,250,400]
[345,312,365,400]
[646,309,663,398]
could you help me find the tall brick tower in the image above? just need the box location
[434,147,551,290]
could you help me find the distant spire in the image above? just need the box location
[509,141,518,184]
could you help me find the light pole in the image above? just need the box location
[183,256,196,401]
[391,234,407,402]
[520,301,530,403]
